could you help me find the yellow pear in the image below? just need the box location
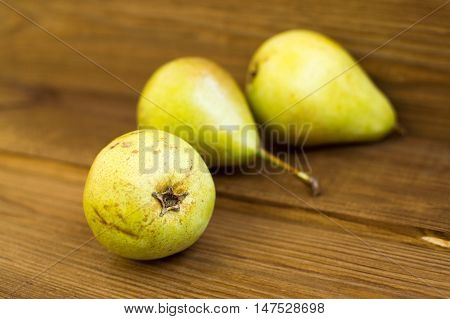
[246,29,397,146]
[83,130,216,260]
[138,57,260,168]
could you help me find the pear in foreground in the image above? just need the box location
[137,57,319,195]
[83,130,215,260]
[246,29,397,146]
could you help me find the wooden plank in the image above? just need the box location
[0,151,449,298]
[0,88,136,164]
[1,89,449,232]
[215,136,450,233]
[0,0,449,141]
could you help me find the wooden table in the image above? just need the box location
[1,0,449,298]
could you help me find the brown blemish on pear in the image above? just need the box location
[247,62,259,84]
[91,206,139,239]
[109,142,120,149]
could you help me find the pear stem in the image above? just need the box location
[259,148,320,196]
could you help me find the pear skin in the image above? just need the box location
[138,57,261,168]
[246,29,397,146]
[83,130,215,260]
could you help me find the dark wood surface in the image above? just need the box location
[0,0,449,298]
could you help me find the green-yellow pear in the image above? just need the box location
[83,129,215,260]
[138,57,260,168]
[137,57,319,195]
[246,29,397,146]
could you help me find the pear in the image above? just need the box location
[83,129,216,260]
[246,29,397,146]
[137,57,319,195]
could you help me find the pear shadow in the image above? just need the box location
[135,249,190,266]
[109,247,192,268]
[263,130,404,155]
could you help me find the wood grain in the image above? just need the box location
[0,0,449,298]
[0,151,449,298]
[1,0,449,141]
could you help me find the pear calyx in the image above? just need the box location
[152,187,189,217]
